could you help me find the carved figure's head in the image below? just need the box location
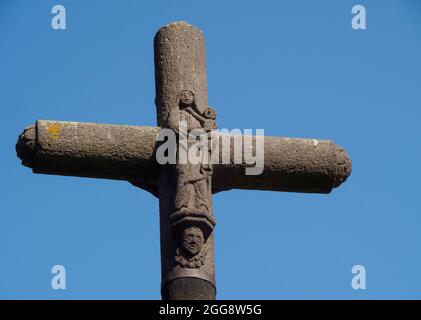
[178,90,195,109]
[203,107,217,120]
[180,226,205,257]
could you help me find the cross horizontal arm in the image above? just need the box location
[16,120,351,195]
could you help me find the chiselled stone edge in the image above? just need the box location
[162,269,216,290]
[16,124,37,169]
[332,144,352,188]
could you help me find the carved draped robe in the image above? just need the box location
[166,105,213,216]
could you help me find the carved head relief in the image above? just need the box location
[178,90,195,109]
[180,226,204,257]
[175,225,208,269]
[203,107,217,120]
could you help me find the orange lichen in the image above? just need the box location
[47,123,61,140]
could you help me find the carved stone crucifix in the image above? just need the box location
[16,21,352,300]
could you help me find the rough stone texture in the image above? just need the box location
[16,120,352,194]
[154,21,216,300]
[15,21,353,301]
[17,121,160,189]
[154,21,209,127]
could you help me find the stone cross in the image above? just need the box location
[16,21,352,300]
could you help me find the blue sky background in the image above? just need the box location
[0,0,420,299]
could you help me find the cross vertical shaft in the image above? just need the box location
[154,22,216,300]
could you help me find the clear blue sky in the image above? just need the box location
[1,0,420,299]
